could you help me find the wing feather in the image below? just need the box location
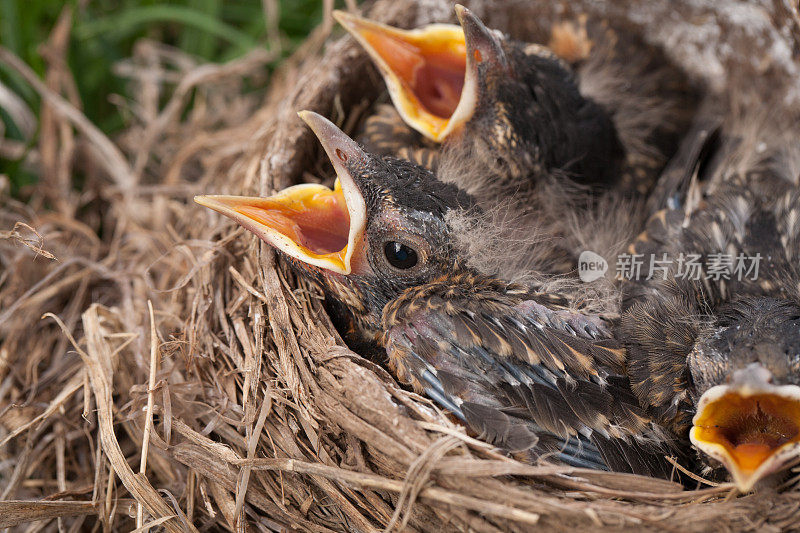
[384,290,678,476]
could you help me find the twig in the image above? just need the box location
[0,79,36,139]
[386,436,461,532]
[0,370,84,448]
[242,457,541,526]
[103,461,115,532]
[233,384,272,528]
[136,301,161,530]
[664,456,724,487]
[0,501,99,529]
[261,0,282,56]
[0,222,57,261]
[229,265,270,305]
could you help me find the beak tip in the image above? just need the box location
[454,4,473,25]
[732,471,760,493]
[331,9,348,24]
[298,110,320,129]
[333,9,366,31]
[298,110,339,142]
[736,482,755,493]
[194,195,227,212]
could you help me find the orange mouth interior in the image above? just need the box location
[361,27,467,121]
[236,184,350,262]
[694,393,800,473]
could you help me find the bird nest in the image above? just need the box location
[2,0,800,531]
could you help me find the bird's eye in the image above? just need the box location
[383,241,418,269]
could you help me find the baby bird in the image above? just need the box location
[197,111,680,477]
[620,108,800,492]
[335,6,625,196]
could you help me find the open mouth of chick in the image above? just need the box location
[195,111,371,275]
[354,20,466,119]
[195,179,364,275]
[334,11,472,141]
[691,387,800,491]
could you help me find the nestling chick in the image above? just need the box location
[197,112,680,477]
[337,6,659,278]
[620,109,800,492]
[336,6,625,195]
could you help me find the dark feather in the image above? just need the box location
[383,274,679,476]
[462,401,539,451]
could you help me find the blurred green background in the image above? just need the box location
[0,0,326,194]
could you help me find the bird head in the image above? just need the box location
[624,285,800,492]
[195,111,474,341]
[687,297,800,492]
[336,5,620,185]
[334,5,505,143]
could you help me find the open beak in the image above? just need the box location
[195,111,368,275]
[690,369,800,492]
[334,5,505,142]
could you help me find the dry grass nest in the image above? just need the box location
[2,0,800,531]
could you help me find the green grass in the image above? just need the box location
[0,0,328,194]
